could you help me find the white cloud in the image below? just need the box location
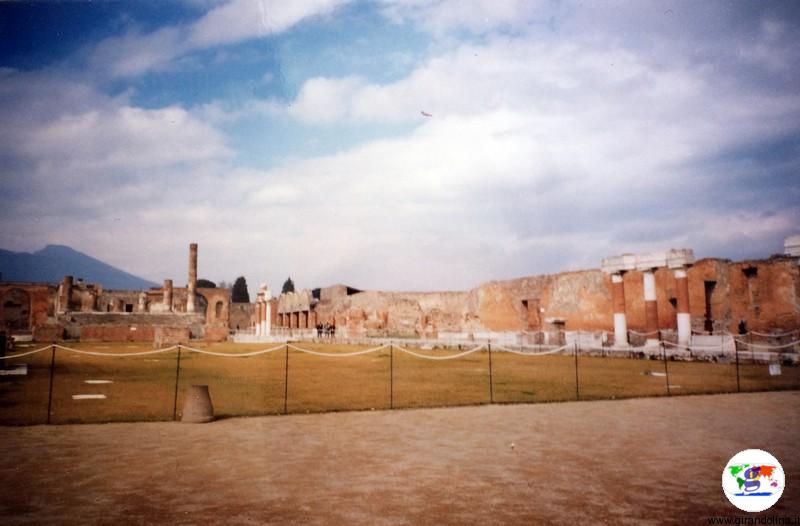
[198,97,284,123]
[0,71,232,251]
[189,0,346,47]
[91,0,351,77]
[4,2,799,292]
[289,76,365,122]
[381,0,551,35]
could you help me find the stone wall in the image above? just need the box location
[229,303,254,331]
[0,283,54,332]
[304,255,800,339]
[154,326,191,347]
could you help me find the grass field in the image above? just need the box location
[1,341,798,425]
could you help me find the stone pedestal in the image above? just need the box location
[181,385,214,423]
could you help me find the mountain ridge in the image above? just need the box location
[0,245,157,290]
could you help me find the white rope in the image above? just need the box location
[580,345,654,354]
[0,345,53,360]
[287,343,389,357]
[750,329,799,338]
[392,344,485,360]
[662,341,696,352]
[491,344,570,356]
[53,344,180,357]
[177,344,287,357]
[628,330,659,336]
[731,337,800,350]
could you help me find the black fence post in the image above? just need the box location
[283,343,289,415]
[46,343,56,425]
[735,335,743,393]
[488,342,494,404]
[662,342,671,396]
[389,344,394,410]
[172,345,182,421]
[573,342,580,401]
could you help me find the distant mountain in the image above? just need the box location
[0,245,158,290]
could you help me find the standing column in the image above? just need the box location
[261,297,267,336]
[642,269,659,345]
[675,268,691,346]
[163,279,173,312]
[612,273,628,346]
[264,295,271,337]
[259,285,268,337]
[59,276,74,313]
[255,300,262,337]
[186,243,197,313]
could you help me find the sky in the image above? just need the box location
[1,0,799,294]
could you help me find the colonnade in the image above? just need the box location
[602,249,694,347]
[277,310,316,329]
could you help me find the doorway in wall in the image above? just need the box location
[704,281,716,332]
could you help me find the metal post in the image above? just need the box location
[172,346,182,421]
[488,342,494,404]
[46,344,56,425]
[574,342,580,401]
[662,342,671,396]
[389,344,394,409]
[283,343,289,414]
[735,334,743,393]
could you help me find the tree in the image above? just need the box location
[282,277,295,294]
[197,279,216,288]
[218,280,228,289]
[232,276,250,303]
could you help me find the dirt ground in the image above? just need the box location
[1,392,798,525]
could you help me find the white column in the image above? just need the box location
[612,273,628,346]
[264,293,271,337]
[255,300,261,337]
[675,268,691,346]
[642,270,659,346]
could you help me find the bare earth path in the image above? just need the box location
[1,392,798,525]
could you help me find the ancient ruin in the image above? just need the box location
[258,238,800,345]
[0,244,229,343]
[1,238,799,346]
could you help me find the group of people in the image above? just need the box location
[315,322,336,339]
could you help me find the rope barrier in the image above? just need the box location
[490,344,570,356]
[731,337,800,350]
[749,329,799,338]
[628,330,660,336]
[579,344,655,354]
[53,344,180,357]
[392,344,486,360]
[0,345,53,360]
[177,344,287,357]
[286,343,390,357]
[662,341,694,352]
[3,339,796,362]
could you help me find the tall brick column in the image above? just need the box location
[612,273,628,346]
[187,243,197,313]
[675,268,691,346]
[59,276,73,313]
[643,269,659,345]
[163,279,173,312]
